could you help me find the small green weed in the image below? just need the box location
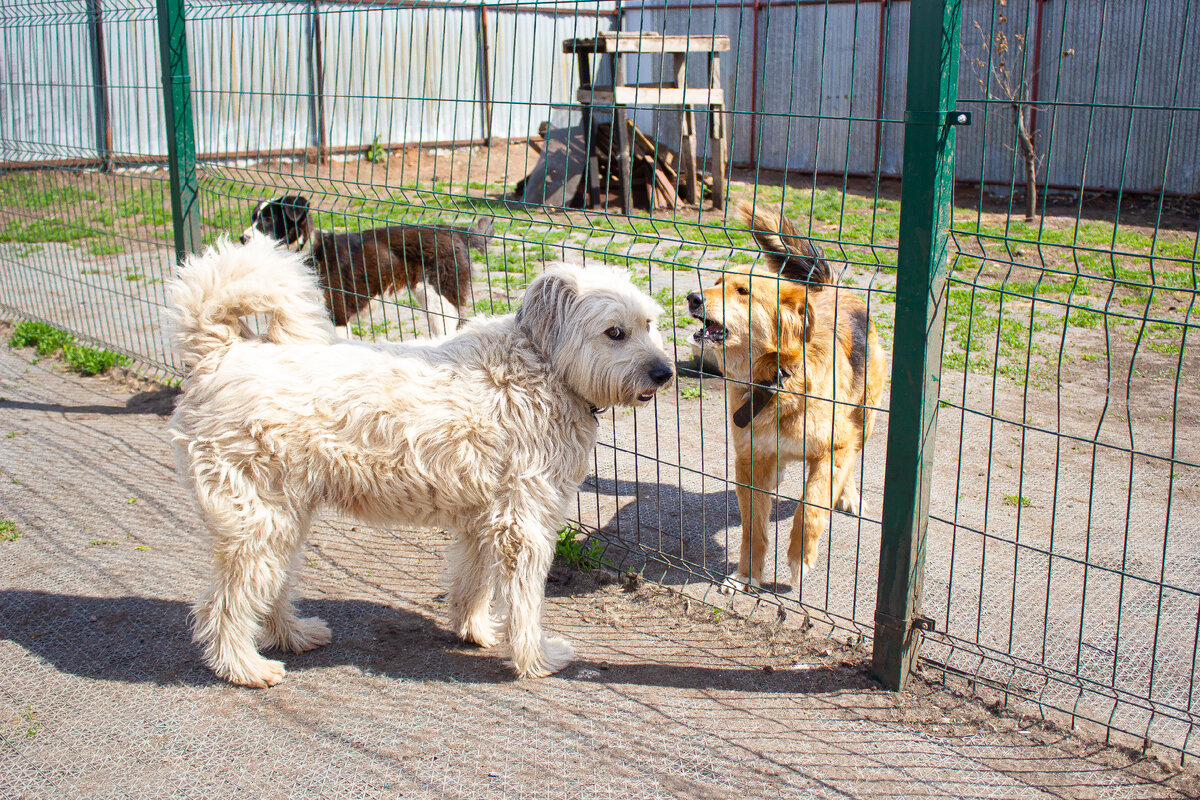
[0,520,19,542]
[1002,494,1031,508]
[88,539,120,547]
[679,383,706,400]
[554,526,612,571]
[349,320,393,338]
[365,135,387,163]
[22,706,41,738]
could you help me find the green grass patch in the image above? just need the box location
[1067,308,1104,329]
[0,520,18,542]
[8,320,129,375]
[474,298,514,316]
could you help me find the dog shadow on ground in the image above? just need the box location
[0,589,860,694]
[0,386,180,417]
[575,475,801,596]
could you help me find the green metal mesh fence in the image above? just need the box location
[1,0,1196,761]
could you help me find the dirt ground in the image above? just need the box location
[3,334,1200,798]
[2,140,1198,764]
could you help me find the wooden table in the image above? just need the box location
[563,32,731,212]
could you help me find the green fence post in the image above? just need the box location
[871,0,963,691]
[156,0,201,263]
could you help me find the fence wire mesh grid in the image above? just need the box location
[1,0,1197,766]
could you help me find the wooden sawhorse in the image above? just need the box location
[563,32,731,212]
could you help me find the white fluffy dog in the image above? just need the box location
[167,234,673,687]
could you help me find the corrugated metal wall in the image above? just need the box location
[1,0,1195,193]
[626,0,1198,194]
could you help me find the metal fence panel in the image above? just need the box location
[0,1,99,163]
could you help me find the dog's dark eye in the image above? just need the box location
[736,286,750,296]
[605,327,625,341]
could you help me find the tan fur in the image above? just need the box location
[695,262,887,593]
[168,234,673,687]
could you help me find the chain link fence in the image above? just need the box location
[1,0,1196,761]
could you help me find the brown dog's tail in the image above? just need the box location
[168,234,335,368]
[737,201,833,286]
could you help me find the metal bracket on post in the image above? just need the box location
[156,0,201,265]
[871,0,962,692]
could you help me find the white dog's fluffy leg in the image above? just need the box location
[259,539,331,654]
[445,536,500,648]
[412,282,458,337]
[190,483,311,688]
[499,528,573,678]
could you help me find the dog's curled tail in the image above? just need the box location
[168,234,335,367]
[737,201,834,286]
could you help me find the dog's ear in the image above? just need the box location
[738,201,833,285]
[278,195,310,223]
[776,283,815,365]
[275,195,311,245]
[517,269,578,355]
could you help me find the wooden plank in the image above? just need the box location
[577,86,724,107]
[564,33,730,55]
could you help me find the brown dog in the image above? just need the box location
[686,203,887,592]
[241,194,493,336]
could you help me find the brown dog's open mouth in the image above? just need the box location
[637,389,658,402]
[690,314,728,344]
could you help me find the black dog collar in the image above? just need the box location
[732,368,791,428]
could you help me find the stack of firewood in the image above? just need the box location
[591,121,711,211]
[521,120,710,212]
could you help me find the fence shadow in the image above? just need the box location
[582,474,801,591]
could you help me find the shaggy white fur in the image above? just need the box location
[167,234,673,687]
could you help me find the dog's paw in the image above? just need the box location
[222,656,287,689]
[458,616,501,649]
[834,491,861,516]
[284,616,332,653]
[540,636,576,673]
[717,573,761,595]
[512,636,575,678]
[789,561,812,591]
[262,615,332,653]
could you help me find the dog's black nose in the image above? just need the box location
[686,291,703,312]
[238,234,249,245]
[649,362,674,386]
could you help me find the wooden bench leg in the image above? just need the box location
[614,107,633,214]
[710,104,727,211]
[674,53,698,205]
[708,52,727,211]
[681,106,699,205]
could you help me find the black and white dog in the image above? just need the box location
[241,194,493,336]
